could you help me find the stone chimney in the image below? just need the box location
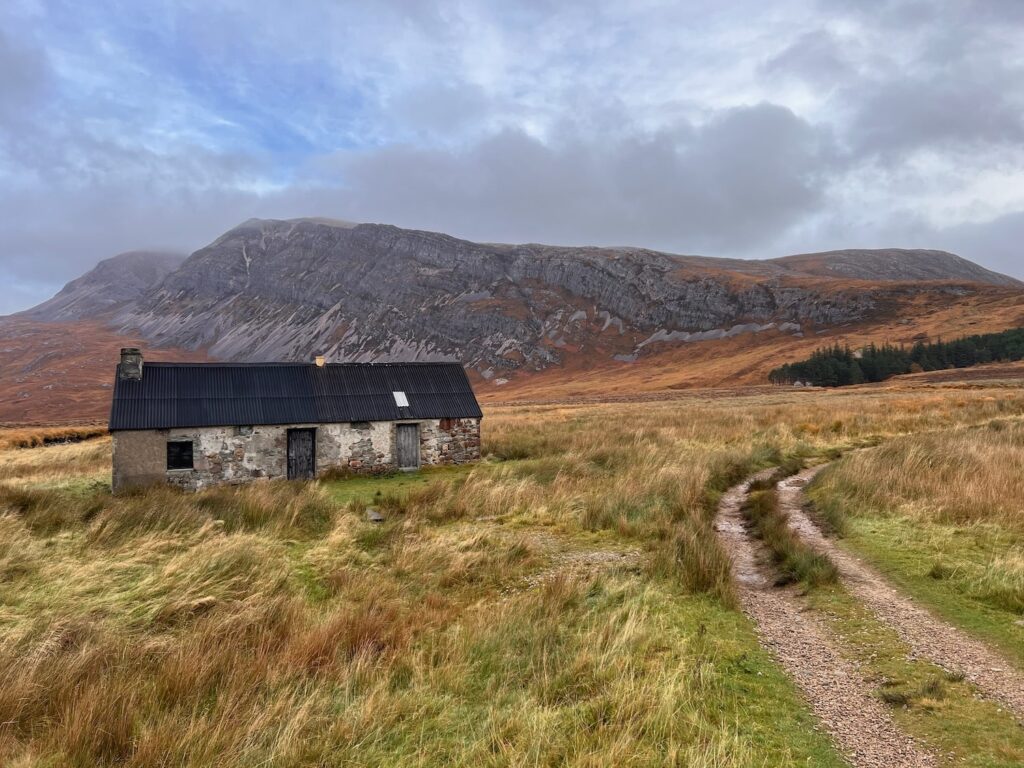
[119,347,143,380]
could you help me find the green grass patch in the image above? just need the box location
[838,515,1024,669]
[321,464,482,507]
[671,596,847,767]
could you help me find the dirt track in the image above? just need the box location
[715,472,935,768]
[781,468,1024,722]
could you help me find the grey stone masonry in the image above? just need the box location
[112,417,482,492]
[420,418,482,465]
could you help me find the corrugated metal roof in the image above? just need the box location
[109,362,483,431]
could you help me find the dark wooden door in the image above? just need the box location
[396,424,420,469]
[287,428,316,479]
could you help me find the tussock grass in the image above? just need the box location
[878,674,955,709]
[811,423,1024,613]
[813,421,1024,532]
[0,424,107,450]
[0,479,337,542]
[657,516,737,604]
[1,384,1023,765]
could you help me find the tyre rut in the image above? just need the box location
[780,465,1024,723]
[715,471,936,768]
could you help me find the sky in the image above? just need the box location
[2,0,1023,314]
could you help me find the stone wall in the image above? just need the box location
[112,417,482,492]
[421,417,482,465]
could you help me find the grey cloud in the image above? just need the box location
[0,139,276,311]
[322,103,836,253]
[847,74,1024,156]
[0,28,51,123]
[812,0,1024,157]
[942,211,1024,280]
[820,0,1024,28]
[763,29,855,87]
[0,184,254,286]
[389,82,496,142]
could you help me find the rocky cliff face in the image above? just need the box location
[23,251,185,322]
[107,219,1019,374]
[24,218,1023,378]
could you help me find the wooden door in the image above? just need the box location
[396,424,420,469]
[287,428,316,479]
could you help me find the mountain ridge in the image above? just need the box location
[4,218,1023,422]
[21,219,1024,379]
[22,250,185,322]
[770,248,1021,287]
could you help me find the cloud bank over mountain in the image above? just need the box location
[2,0,1023,313]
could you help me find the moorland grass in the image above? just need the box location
[0,424,107,451]
[809,421,1024,664]
[0,434,111,487]
[2,385,1024,765]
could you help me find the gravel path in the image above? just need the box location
[781,466,1024,722]
[716,471,936,768]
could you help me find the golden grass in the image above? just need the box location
[1,383,1023,765]
[0,424,107,451]
[0,436,111,488]
[811,421,1024,620]
[814,421,1024,531]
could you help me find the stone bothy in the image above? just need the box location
[108,349,483,492]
